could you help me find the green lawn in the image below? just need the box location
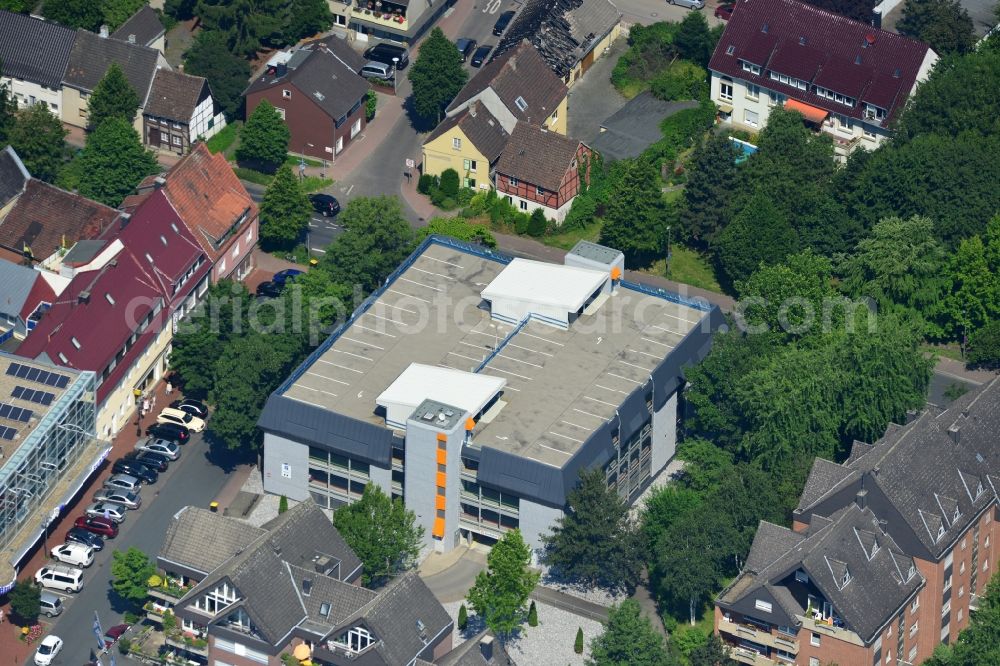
[540,220,602,251]
[232,167,332,193]
[205,122,239,156]
[920,342,965,362]
[642,245,722,293]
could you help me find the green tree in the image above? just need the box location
[197,0,284,57]
[527,208,548,237]
[43,0,104,30]
[688,634,735,666]
[365,89,377,122]
[278,495,289,513]
[715,191,797,288]
[600,160,667,266]
[9,580,41,623]
[281,0,332,44]
[420,217,497,248]
[0,63,17,146]
[587,600,672,666]
[259,165,310,250]
[542,468,642,589]
[528,600,538,627]
[466,529,540,641]
[237,100,290,173]
[924,573,1000,665]
[967,320,1000,369]
[735,250,834,339]
[322,196,416,293]
[672,11,714,67]
[410,28,468,124]
[332,484,423,587]
[166,0,198,20]
[183,30,253,120]
[897,0,975,55]
[86,63,141,129]
[0,0,34,12]
[103,0,146,31]
[640,485,702,554]
[77,118,158,207]
[110,547,156,605]
[575,627,585,654]
[9,103,68,183]
[938,236,1000,339]
[677,134,739,247]
[458,604,468,630]
[439,168,460,197]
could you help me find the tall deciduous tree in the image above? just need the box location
[734,250,835,339]
[237,100,290,172]
[281,0,332,44]
[9,580,41,622]
[587,600,673,666]
[183,30,253,120]
[9,103,68,183]
[0,0,34,12]
[599,160,667,266]
[672,11,714,67]
[0,63,17,145]
[332,484,423,587]
[677,133,739,248]
[466,529,540,641]
[715,191,797,288]
[43,0,104,30]
[259,165,310,250]
[322,196,416,293]
[110,547,156,605]
[410,28,468,125]
[103,0,146,31]
[938,236,1000,339]
[688,634,735,666]
[86,63,141,129]
[77,117,158,207]
[897,0,975,55]
[542,469,642,590]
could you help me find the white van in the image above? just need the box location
[51,542,94,568]
[35,563,84,593]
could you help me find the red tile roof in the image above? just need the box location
[0,180,118,260]
[156,143,257,260]
[708,0,933,125]
[16,189,209,404]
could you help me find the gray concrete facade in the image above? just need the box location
[262,432,310,502]
[518,497,565,559]
[651,391,678,477]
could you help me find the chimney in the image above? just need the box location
[128,34,136,44]
[78,291,91,305]
[948,423,961,443]
[276,63,288,78]
[154,176,166,189]
[479,635,494,662]
[871,7,882,29]
[855,488,867,510]
[469,100,478,117]
[119,212,132,229]
[99,24,109,38]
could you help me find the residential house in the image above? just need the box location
[14,189,210,439]
[707,0,937,160]
[130,143,258,282]
[421,102,509,186]
[495,124,591,223]
[717,377,1000,665]
[150,502,453,666]
[62,28,163,134]
[432,631,516,666]
[143,69,227,153]
[110,5,167,54]
[446,41,569,136]
[0,10,77,116]
[0,179,119,268]
[492,0,622,86]
[244,43,370,161]
[0,260,57,344]
[346,0,452,45]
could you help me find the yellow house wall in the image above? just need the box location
[422,126,490,180]
[62,86,145,134]
[567,23,622,87]
[96,323,172,439]
[544,95,569,134]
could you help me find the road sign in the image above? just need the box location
[405,158,415,169]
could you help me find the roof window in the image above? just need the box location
[71,337,81,349]
[170,222,179,233]
[726,45,735,55]
[160,235,167,246]
[145,252,153,263]
[514,96,528,112]
[57,352,68,364]
[761,22,769,33]
[798,36,806,45]
[105,293,115,305]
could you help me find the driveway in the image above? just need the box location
[614,0,727,27]
[567,38,630,145]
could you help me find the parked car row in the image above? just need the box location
[456,38,494,68]
[361,42,409,81]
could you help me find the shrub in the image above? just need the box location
[279,495,289,514]
[527,208,548,236]
[650,60,708,101]
[563,194,597,230]
[118,638,132,655]
[574,627,584,654]
[458,603,468,630]
[967,320,1000,369]
[418,173,437,195]
[440,198,457,210]
[440,168,460,197]
[514,212,531,234]
[528,600,538,627]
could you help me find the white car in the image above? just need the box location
[157,407,205,432]
[34,635,63,666]
[51,541,94,567]
[85,501,127,524]
[136,437,180,460]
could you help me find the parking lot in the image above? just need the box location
[7,382,247,666]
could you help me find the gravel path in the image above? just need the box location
[441,600,603,665]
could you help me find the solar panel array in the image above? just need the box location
[0,426,15,440]
[11,386,55,406]
[6,362,70,388]
[0,403,32,422]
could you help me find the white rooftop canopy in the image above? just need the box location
[481,258,609,326]
[376,363,506,428]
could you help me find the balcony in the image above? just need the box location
[800,614,863,647]
[353,1,408,29]
[820,128,862,157]
[165,634,209,657]
[720,623,798,654]
[731,647,775,666]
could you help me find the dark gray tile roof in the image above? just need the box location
[144,69,208,122]
[745,521,804,573]
[158,506,265,576]
[0,10,77,89]
[796,377,1000,561]
[301,35,367,73]
[0,146,30,207]
[64,29,159,97]
[110,5,165,47]
[492,0,621,78]
[590,94,699,161]
[719,504,923,644]
[796,458,855,512]
[287,564,377,634]
[61,239,108,265]
[495,122,581,192]
[436,631,517,666]
[0,258,39,320]
[425,103,510,164]
[448,41,567,128]
[245,46,369,121]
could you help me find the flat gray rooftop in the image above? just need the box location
[282,241,707,467]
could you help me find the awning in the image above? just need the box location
[784,98,828,124]
[717,103,734,113]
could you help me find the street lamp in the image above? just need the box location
[392,57,399,95]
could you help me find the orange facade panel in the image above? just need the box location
[436,448,448,465]
[436,494,447,510]
[436,432,447,442]
[433,517,445,538]
[436,472,447,488]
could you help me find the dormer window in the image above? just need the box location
[842,567,852,587]
[741,60,761,75]
[907,564,916,581]
[282,89,292,99]
[331,625,376,654]
[976,482,984,498]
[937,524,946,539]
[953,506,961,522]
[864,103,886,121]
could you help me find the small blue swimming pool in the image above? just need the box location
[730,137,758,164]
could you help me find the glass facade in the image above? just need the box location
[605,417,653,501]
[308,446,371,508]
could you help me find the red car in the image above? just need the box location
[74,515,119,538]
[104,624,131,647]
[715,3,734,19]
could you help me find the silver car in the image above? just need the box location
[104,473,141,492]
[136,437,180,460]
[93,488,141,510]
[85,501,127,524]
[668,0,705,8]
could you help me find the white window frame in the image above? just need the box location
[810,633,820,647]
[452,137,461,150]
[275,107,286,120]
[719,78,733,101]
[282,89,292,99]
[745,83,760,101]
[741,61,761,75]
[744,109,759,127]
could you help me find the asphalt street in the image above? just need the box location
[38,436,238,666]
[246,183,345,255]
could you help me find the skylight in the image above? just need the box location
[105,293,115,305]
[514,96,528,112]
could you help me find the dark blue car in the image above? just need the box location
[272,269,304,286]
